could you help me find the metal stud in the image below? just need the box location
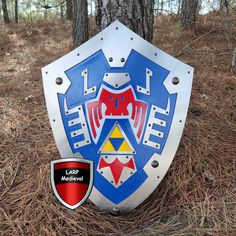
[112,207,120,214]
[56,77,63,85]
[151,160,159,168]
[121,58,125,62]
[172,77,179,85]
[109,57,113,62]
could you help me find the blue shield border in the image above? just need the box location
[42,21,193,212]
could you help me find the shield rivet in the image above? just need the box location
[56,77,63,85]
[112,207,120,214]
[109,57,113,62]
[172,77,179,85]
[151,160,159,168]
[121,58,125,62]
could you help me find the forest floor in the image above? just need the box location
[0,13,236,236]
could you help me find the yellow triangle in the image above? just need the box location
[102,140,115,152]
[110,126,123,138]
[118,140,132,152]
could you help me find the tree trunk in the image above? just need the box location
[44,9,48,20]
[72,0,88,47]
[95,0,155,42]
[220,0,229,14]
[181,0,198,29]
[60,1,64,18]
[177,0,182,15]
[15,0,18,23]
[66,0,73,20]
[160,0,164,14]
[2,0,10,24]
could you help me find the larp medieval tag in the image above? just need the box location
[51,158,93,209]
[42,21,194,212]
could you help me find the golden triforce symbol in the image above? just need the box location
[99,123,135,154]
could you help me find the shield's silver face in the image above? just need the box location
[42,21,193,212]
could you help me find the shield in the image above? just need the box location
[51,158,93,209]
[42,21,194,212]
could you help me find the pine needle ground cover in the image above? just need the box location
[0,14,235,235]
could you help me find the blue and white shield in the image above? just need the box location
[42,21,193,212]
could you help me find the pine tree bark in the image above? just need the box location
[66,0,73,20]
[15,0,18,23]
[72,0,88,47]
[2,0,11,24]
[95,0,155,42]
[181,0,198,29]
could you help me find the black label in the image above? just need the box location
[54,168,90,185]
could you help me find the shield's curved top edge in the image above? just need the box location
[42,20,193,74]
